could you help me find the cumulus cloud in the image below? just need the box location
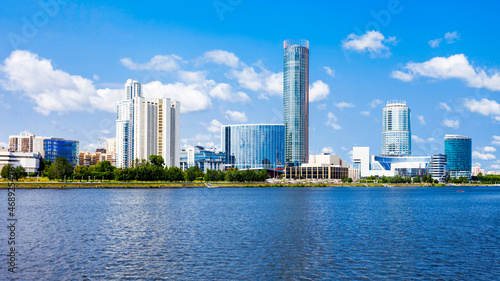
[371,99,383,108]
[224,110,247,123]
[209,83,250,103]
[143,81,212,113]
[120,55,182,71]
[483,146,496,153]
[321,147,335,154]
[334,102,355,109]
[428,31,460,48]
[229,63,282,98]
[203,50,240,68]
[324,66,335,78]
[412,135,425,143]
[360,111,370,116]
[417,115,426,125]
[207,119,223,133]
[391,54,500,91]
[439,102,452,111]
[473,151,496,160]
[326,112,342,130]
[309,80,330,102]
[492,136,500,146]
[342,31,397,58]
[464,98,500,120]
[442,119,460,129]
[428,39,443,48]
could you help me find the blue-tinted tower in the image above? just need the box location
[283,39,309,167]
[444,135,472,178]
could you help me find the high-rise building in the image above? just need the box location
[116,79,141,168]
[283,39,309,167]
[445,135,472,179]
[43,138,79,166]
[9,133,35,152]
[116,80,180,168]
[106,138,116,154]
[222,124,285,172]
[429,154,447,181]
[382,101,411,156]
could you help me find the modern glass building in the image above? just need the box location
[445,135,472,178]
[283,39,309,167]
[382,101,411,156]
[180,146,226,172]
[221,124,285,171]
[43,138,79,166]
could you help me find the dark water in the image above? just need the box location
[1,186,499,280]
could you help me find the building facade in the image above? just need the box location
[180,146,226,172]
[429,154,447,181]
[43,138,79,166]
[116,79,141,168]
[0,148,41,175]
[134,97,158,162]
[382,101,411,156]
[222,124,285,172]
[444,134,472,179]
[283,39,309,167]
[285,153,348,180]
[158,98,180,168]
[9,133,35,152]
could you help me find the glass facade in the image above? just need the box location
[43,138,79,166]
[222,124,285,171]
[283,39,309,167]
[382,101,411,156]
[180,146,226,172]
[444,135,472,178]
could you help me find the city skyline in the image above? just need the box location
[1,1,500,172]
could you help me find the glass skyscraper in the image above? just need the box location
[444,134,472,178]
[283,39,309,167]
[43,138,79,167]
[221,124,285,171]
[382,101,411,156]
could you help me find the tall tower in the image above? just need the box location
[116,79,141,168]
[382,101,411,156]
[445,135,472,179]
[283,39,309,167]
[157,98,180,168]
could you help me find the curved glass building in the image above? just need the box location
[283,39,309,167]
[221,124,285,171]
[445,135,472,178]
[382,101,411,156]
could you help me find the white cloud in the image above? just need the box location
[178,70,207,84]
[391,54,500,91]
[370,99,383,108]
[464,98,500,119]
[483,146,496,152]
[93,74,99,81]
[342,31,397,58]
[472,151,496,160]
[207,119,223,133]
[326,112,342,130]
[324,66,335,78]
[439,102,452,111]
[493,136,500,146]
[428,137,438,143]
[143,81,212,113]
[334,102,355,109]
[444,31,460,43]
[224,110,247,123]
[209,83,250,103]
[428,39,442,48]
[120,54,182,71]
[412,135,425,143]
[321,147,335,154]
[317,103,327,110]
[202,50,240,68]
[491,164,500,170]
[309,80,330,102]
[360,111,370,116]
[417,115,426,125]
[229,63,283,98]
[442,119,460,129]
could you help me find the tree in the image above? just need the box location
[1,165,14,179]
[167,166,185,181]
[185,165,204,182]
[348,177,353,183]
[49,156,74,181]
[149,155,165,167]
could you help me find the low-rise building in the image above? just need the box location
[180,146,226,172]
[0,148,41,175]
[285,153,348,180]
[429,154,447,181]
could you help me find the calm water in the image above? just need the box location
[1,186,499,280]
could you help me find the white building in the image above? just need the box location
[116,80,180,168]
[9,133,35,152]
[353,147,430,178]
[382,101,411,156]
[0,148,41,175]
[106,138,117,154]
[472,166,484,176]
[429,154,447,181]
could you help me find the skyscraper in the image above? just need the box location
[157,98,180,168]
[283,39,309,167]
[116,79,141,168]
[444,134,472,179]
[382,101,411,156]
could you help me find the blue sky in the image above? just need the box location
[1,0,500,171]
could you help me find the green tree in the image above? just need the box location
[149,155,165,167]
[185,165,204,182]
[1,165,14,179]
[49,157,74,181]
[348,177,353,183]
[168,166,185,181]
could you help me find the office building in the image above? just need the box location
[43,138,79,166]
[429,154,447,181]
[0,148,41,175]
[134,97,158,162]
[283,39,309,166]
[222,124,285,172]
[382,101,411,156]
[353,147,430,178]
[116,79,141,168]
[180,146,226,172]
[157,98,180,168]
[445,135,472,179]
[285,153,348,180]
[9,133,35,152]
